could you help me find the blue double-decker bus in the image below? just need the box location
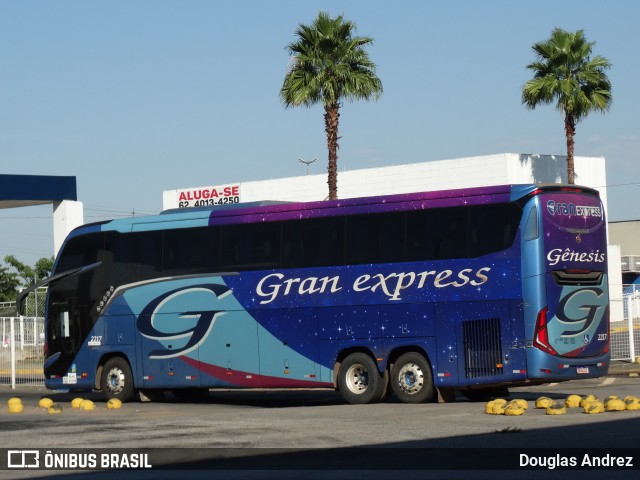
[26,184,610,404]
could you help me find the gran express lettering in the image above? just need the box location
[547,200,602,218]
[256,267,491,305]
[547,248,606,267]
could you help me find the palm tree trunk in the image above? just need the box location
[564,114,576,184]
[324,103,340,200]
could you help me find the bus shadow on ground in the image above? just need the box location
[18,416,640,479]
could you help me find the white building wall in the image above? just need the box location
[221,153,608,208]
[163,153,607,206]
[53,200,84,257]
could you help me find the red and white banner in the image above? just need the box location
[163,184,241,209]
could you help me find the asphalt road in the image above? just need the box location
[1,375,639,480]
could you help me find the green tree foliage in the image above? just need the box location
[0,256,54,303]
[0,265,20,303]
[522,28,612,184]
[281,11,383,200]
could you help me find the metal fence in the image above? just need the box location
[611,284,640,362]
[1,316,45,387]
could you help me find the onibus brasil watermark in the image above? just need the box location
[6,450,152,470]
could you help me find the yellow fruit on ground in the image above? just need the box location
[485,400,495,414]
[8,403,24,414]
[545,403,567,415]
[48,404,63,414]
[535,396,553,408]
[38,398,54,409]
[623,395,639,403]
[79,400,94,411]
[504,403,525,416]
[580,395,597,408]
[510,399,528,410]
[71,397,84,409]
[604,395,620,403]
[491,402,507,415]
[625,398,640,411]
[565,394,582,408]
[584,401,604,414]
[106,398,122,409]
[605,398,626,412]
[7,397,22,407]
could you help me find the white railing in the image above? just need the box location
[610,285,640,362]
[0,316,45,388]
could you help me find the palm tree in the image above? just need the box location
[522,28,612,184]
[281,12,383,200]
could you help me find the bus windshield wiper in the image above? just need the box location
[16,261,102,316]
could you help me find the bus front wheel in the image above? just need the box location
[101,357,135,402]
[390,352,434,403]
[337,353,385,405]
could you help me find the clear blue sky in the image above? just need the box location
[1,0,639,266]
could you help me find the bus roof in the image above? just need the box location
[75,183,600,235]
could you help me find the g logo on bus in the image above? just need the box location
[137,283,230,359]
[554,287,606,338]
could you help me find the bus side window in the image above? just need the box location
[221,222,281,270]
[163,227,220,275]
[406,208,467,261]
[468,204,520,256]
[131,231,163,280]
[282,216,344,268]
[346,212,404,264]
[523,206,539,241]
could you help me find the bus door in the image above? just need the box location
[48,300,96,386]
[46,272,100,388]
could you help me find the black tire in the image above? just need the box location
[101,357,135,402]
[337,353,385,405]
[390,352,434,404]
[461,387,510,402]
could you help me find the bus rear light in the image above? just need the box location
[560,187,583,193]
[533,307,557,355]
[597,362,607,367]
[540,369,552,374]
[558,364,570,369]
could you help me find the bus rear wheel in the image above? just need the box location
[390,352,434,403]
[337,353,385,405]
[101,357,135,403]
